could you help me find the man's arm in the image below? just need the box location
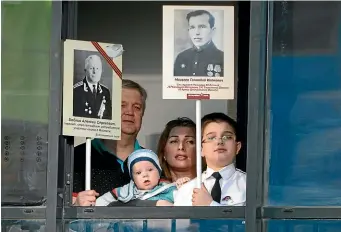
[73,88,84,117]
[173,54,183,77]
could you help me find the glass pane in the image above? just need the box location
[267,220,341,232]
[267,1,341,205]
[1,1,52,205]
[67,219,245,232]
[1,220,46,232]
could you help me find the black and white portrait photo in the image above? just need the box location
[173,9,224,77]
[73,50,113,120]
[63,40,122,139]
[163,6,234,100]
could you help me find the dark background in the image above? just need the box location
[75,1,249,172]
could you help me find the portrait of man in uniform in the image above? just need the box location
[173,9,224,77]
[73,53,112,120]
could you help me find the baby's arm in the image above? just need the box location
[95,191,118,206]
[175,177,191,189]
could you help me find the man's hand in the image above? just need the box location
[192,184,213,206]
[74,190,99,206]
[156,200,173,206]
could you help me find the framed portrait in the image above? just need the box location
[62,39,122,140]
[163,5,235,100]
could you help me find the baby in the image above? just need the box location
[96,149,189,206]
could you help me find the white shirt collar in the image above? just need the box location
[203,163,236,181]
[86,79,98,93]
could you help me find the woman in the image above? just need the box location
[157,117,204,182]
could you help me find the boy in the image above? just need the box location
[174,112,246,206]
[96,149,189,206]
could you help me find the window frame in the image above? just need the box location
[1,2,62,231]
[261,1,341,230]
[60,0,248,224]
[60,0,341,230]
[6,1,341,232]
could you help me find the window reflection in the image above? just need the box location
[267,1,341,205]
[68,219,245,232]
[1,0,51,206]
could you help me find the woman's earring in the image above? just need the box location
[164,156,166,161]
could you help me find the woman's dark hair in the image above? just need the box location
[157,117,196,181]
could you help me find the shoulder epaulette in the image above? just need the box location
[73,81,83,89]
[100,83,109,90]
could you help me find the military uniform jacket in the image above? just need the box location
[174,42,224,77]
[73,78,112,120]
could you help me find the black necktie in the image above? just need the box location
[93,85,97,98]
[211,172,222,203]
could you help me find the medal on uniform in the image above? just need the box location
[181,64,186,68]
[214,65,221,77]
[98,96,106,119]
[207,64,214,76]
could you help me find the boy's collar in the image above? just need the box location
[203,163,236,180]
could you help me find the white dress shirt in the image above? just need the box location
[174,163,246,206]
[86,80,98,93]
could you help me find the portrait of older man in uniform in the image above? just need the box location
[174,10,224,77]
[73,54,112,120]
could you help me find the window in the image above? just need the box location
[61,1,249,231]
[4,1,341,232]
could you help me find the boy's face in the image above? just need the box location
[201,121,241,171]
[132,161,160,190]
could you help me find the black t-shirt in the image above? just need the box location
[73,142,131,196]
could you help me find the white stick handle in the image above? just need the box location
[85,138,91,190]
[195,100,202,188]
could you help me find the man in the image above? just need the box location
[73,54,112,120]
[174,10,224,77]
[72,79,148,206]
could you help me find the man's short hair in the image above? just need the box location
[122,79,148,114]
[186,10,215,28]
[84,55,102,70]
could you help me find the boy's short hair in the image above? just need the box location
[201,113,240,141]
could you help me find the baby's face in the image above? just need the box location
[132,161,160,190]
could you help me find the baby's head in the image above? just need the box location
[128,149,162,190]
[201,113,241,171]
